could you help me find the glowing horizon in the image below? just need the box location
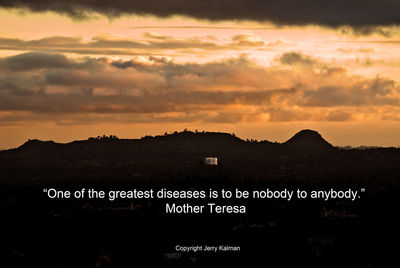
[0,5,399,148]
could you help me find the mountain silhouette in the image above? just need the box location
[1,129,398,186]
[284,129,333,149]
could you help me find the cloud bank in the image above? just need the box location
[0,51,399,125]
[0,34,269,56]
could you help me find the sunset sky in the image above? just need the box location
[0,1,400,148]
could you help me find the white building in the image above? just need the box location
[203,157,218,165]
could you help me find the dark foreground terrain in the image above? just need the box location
[1,130,399,267]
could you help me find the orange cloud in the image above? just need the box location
[0,51,399,127]
[0,33,268,56]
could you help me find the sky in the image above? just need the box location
[0,1,399,148]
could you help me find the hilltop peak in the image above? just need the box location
[18,139,56,150]
[284,129,333,149]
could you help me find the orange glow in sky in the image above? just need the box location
[0,8,399,148]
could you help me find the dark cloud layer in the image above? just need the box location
[1,0,400,27]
